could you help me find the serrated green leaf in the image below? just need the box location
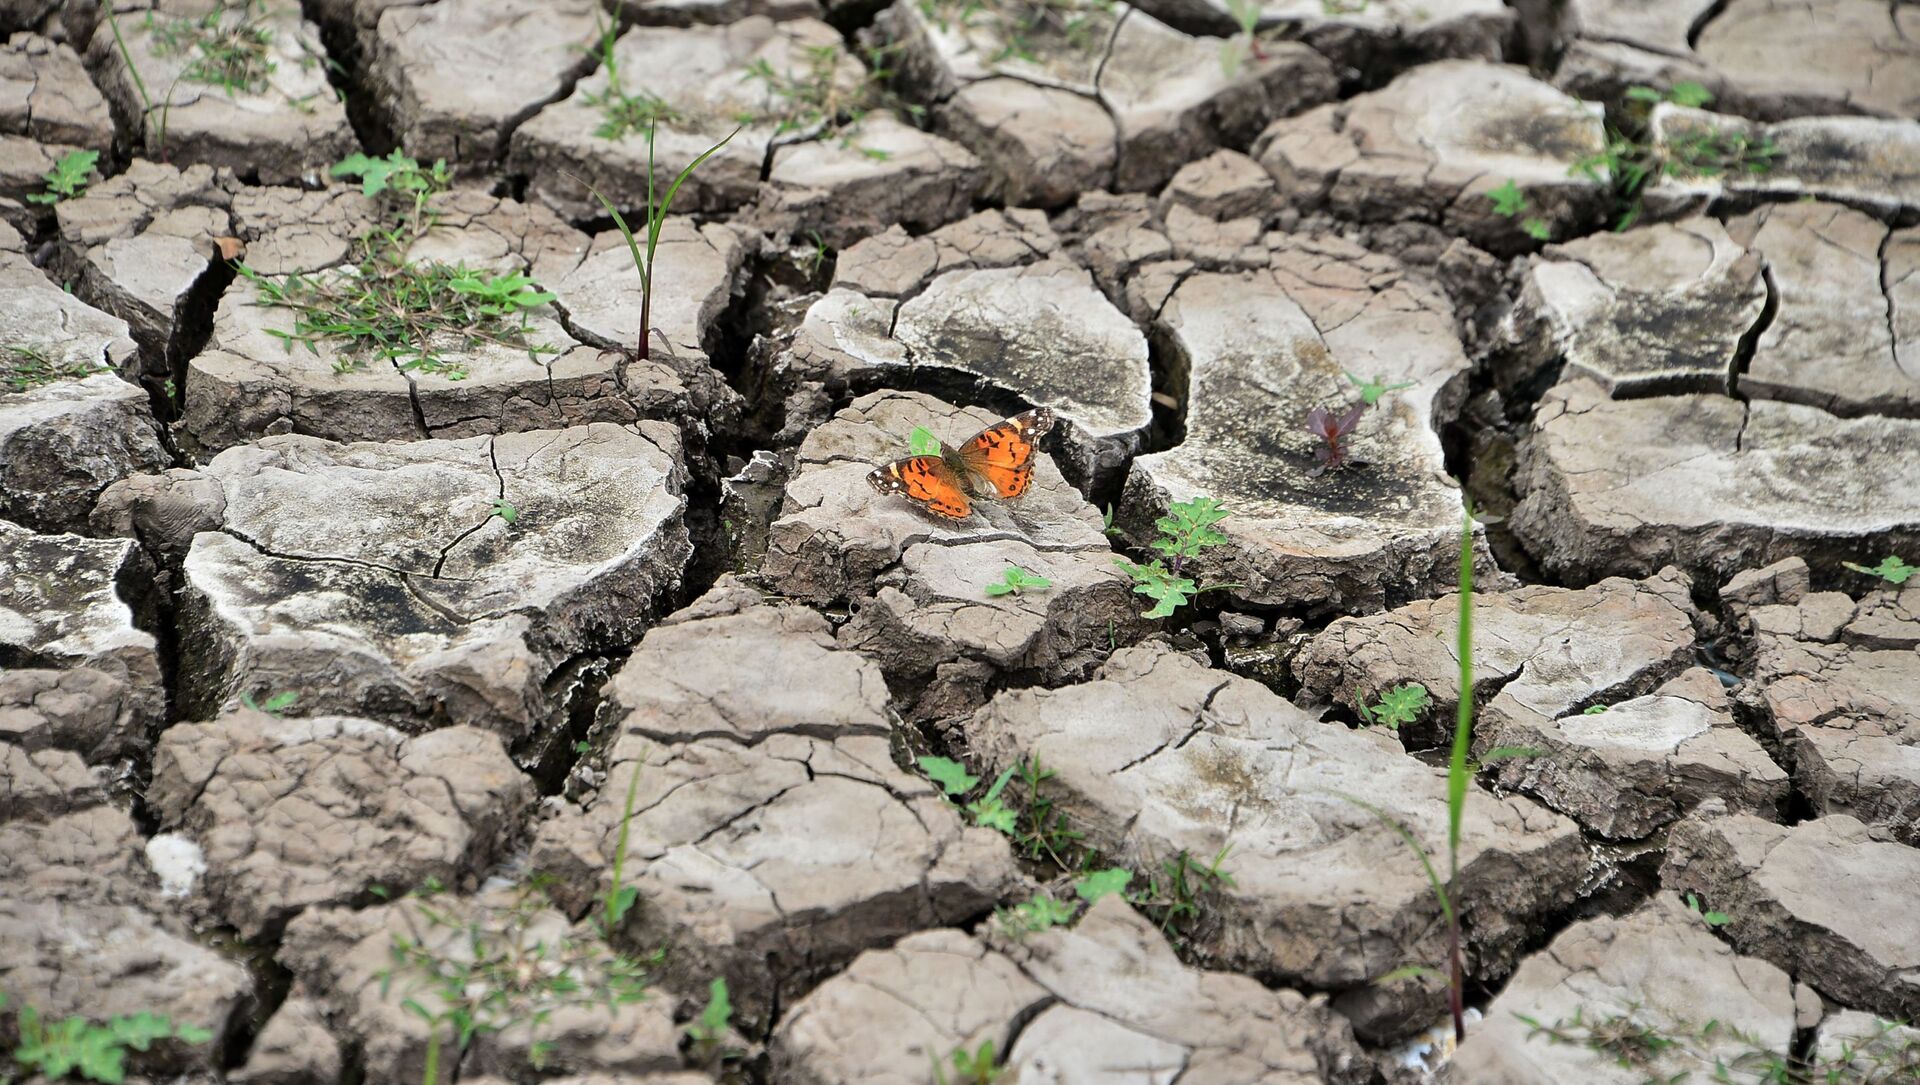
[969,796,1017,834]
[1073,867,1131,903]
[918,755,979,796]
[908,425,942,456]
[1487,178,1528,216]
[1667,81,1713,108]
[1362,683,1430,730]
[1843,556,1915,584]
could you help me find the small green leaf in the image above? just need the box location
[1344,371,1416,406]
[606,885,639,926]
[908,426,942,456]
[688,977,732,1042]
[1487,177,1529,217]
[985,565,1053,596]
[968,770,1018,833]
[970,797,1017,834]
[1372,963,1444,986]
[1667,81,1713,108]
[1073,867,1132,903]
[1521,216,1552,241]
[1582,704,1609,715]
[1842,555,1915,584]
[489,498,518,523]
[1624,85,1665,103]
[918,755,979,797]
[1361,683,1430,730]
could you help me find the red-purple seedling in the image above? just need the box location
[1306,402,1367,473]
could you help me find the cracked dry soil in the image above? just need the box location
[2,0,1919,1082]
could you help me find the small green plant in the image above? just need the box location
[685,977,733,1060]
[1341,504,1534,1044]
[1520,1006,1920,1083]
[985,566,1052,597]
[582,13,682,141]
[26,150,99,206]
[738,43,917,157]
[1683,892,1730,928]
[602,760,646,934]
[1628,80,1713,109]
[1358,683,1431,731]
[1127,845,1235,942]
[994,892,1075,937]
[104,6,163,159]
[1011,757,1084,867]
[2,345,106,392]
[1843,555,1915,585]
[237,258,557,380]
[1114,496,1234,619]
[1582,704,1609,715]
[488,499,519,524]
[241,152,554,380]
[933,1038,1004,1085]
[574,123,739,362]
[996,867,1132,937]
[921,756,1020,833]
[1217,0,1264,76]
[332,151,450,228]
[1663,126,1779,180]
[1570,82,1774,231]
[381,882,660,1085]
[1345,370,1415,407]
[6,999,211,1084]
[1486,178,1552,241]
[801,230,829,278]
[150,4,275,96]
[240,690,297,716]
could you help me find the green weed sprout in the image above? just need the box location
[933,1038,1003,1085]
[1341,505,1533,1043]
[1217,0,1263,76]
[985,566,1052,596]
[1345,370,1415,407]
[1486,178,1552,241]
[1114,496,1234,619]
[1683,892,1729,927]
[1843,555,1915,585]
[1358,683,1430,731]
[2,344,106,392]
[240,690,297,716]
[26,150,99,206]
[920,756,1019,832]
[573,123,739,361]
[8,999,211,1084]
[685,977,733,1060]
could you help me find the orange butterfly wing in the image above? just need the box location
[867,455,973,520]
[957,407,1055,499]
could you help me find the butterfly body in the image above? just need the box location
[868,407,1056,520]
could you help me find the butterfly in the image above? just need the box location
[867,407,1056,520]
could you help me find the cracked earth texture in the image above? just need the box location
[1,0,1917,1082]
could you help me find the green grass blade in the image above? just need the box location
[1447,503,1475,877]
[1336,791,1456,928]
[646,124,741,256]
[569,173,648,287]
